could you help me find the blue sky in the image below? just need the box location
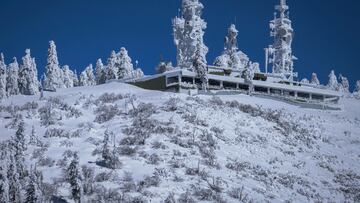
[0,0,359,89]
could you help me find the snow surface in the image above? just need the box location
[0,82,359,202]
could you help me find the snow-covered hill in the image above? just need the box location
[0,82,359,203]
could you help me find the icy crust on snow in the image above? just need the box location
[0,82,359,202]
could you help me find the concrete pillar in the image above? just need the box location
[309,94,312,100]
[236,83,239,90]
[267,88,271,94]
[220,81,224,89]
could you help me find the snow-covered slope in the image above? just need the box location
[0,82,359,202]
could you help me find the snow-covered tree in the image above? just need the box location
[242,62,255,83]
[79,64,95,87]
[156,61,174,74]
[132,68,144,80]
[73,70,79,87]
[62,65,75,88]
[339,74,350,93]
[173,0,208,70]
[95,59,106,85]
[0,153,9,203]
[327,70,339,91]
[0,53,7,100]
[300,78,310,84]
[11,121,27,180]
[6,57,20,96]
[214,24,252,71]
[106,51,117,80]
[101,130,121,169]
[117,47,134,80]
[355,81,360,93]
[67,153,81,203]
[7,154,21,203]
[25,172,38,203]
[19,49,39,95]
[354,80,360,99]
[193,48,208,90]
[310,73,320,86]
[29,126,38,146]
[44,41,65,91]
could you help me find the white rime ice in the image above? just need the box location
[96,59,106,85]
[265,0,297,80]
[327,70,339,91]
[214,24,258,72]
[0,53,7,100]
[173,0,208,71]
[18,49,39,95]
[80,64,96,87]
[117,47,134,80]
[311,73,320,86]
[62,65,76,88]
[44,41,65,91]
[6,57,20,96]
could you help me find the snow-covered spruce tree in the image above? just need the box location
[6,57,20,96]
[73,70,79,87]
[156,61,174,74]
[44,41,65,91]
[310,72,320,86]
[327,70,339,91]
[0,53,7,100]
[193,48,208,90]
[101,129,111,164]
[101,130,121,169]
[7,154,21,203]
[11,121,28,180]
[29,125,38,146]
[117,47,134,80]
[95,59,106,85]
[62,65,75,88]
[354,80,360,99]
[19,49,40,95]
[67,153,82,203]
[79,64,95,87]
[173,0,208,70]
[339,74,350,93]
[106,50,118,80]
[301,78,310,84]
[133,68,144,79]
[25,172,38,203]
[214,24,252,71]
[0,153,9,203]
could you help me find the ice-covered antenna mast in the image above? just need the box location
[265,0,297,81]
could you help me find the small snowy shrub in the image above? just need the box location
[163,97,182,112]
[151,140,167,149]
[81,165,95,195]
[95,93,124,104]
[44,128,70,138]
[147,153,162,165]
[334,170,360,201]
[228,186,249,201]
[178,190,196,203]
[117,145,138,156]
[139,173,161,188]
[94,104,121,123]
